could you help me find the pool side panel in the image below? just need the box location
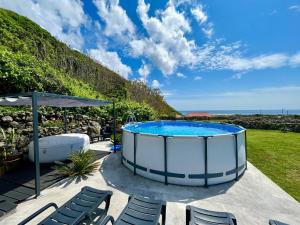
[167,137,205,186]
[135,134,165,183]
[245,130,248,169]
[122,131,134,172]
[207,135,236,185]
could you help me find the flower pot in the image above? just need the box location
[0,166,5,177]
[4,153,23,172]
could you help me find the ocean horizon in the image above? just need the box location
[180,109,300,115]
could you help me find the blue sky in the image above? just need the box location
[1,0,300,110]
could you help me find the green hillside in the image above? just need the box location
[0,8,177,118]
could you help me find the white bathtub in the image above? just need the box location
[29,133,90,163]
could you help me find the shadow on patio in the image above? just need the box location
[99,153,236,204]
[0,161,64,217]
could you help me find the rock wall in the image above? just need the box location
[179,115,300,133]
[223,116,300,133]
[0,111,114,153]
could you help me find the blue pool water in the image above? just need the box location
[123,121,244,136]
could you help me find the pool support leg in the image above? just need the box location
[113,101,116,153]
[204,137,208,187]
[121,132,123,165]
[163,136,168,185]
[245,130,247,170]
[63,109,67,133]
[234,133,239,181]
[133,133,137,175]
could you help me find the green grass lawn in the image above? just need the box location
[247,129,300,202]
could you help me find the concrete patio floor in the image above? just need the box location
[1,141,299,225]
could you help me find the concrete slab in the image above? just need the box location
[1,141,299,225]
[90,141,112,152]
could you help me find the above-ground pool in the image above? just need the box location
[122,121,247,186]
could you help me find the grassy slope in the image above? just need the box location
[247,129,300,202]
[0,8,177,116]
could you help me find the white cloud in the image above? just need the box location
[210,86,300,97]
[196,41,300,72]
[151,80,162,89]
[254,86,300,93]
[289,52,300,66]
[88,46,132,79]
[171,0,193,7]
[131,1,300,74]
[161,90,175,97]
[231,52,300,71]
[231,72,246,80]
[138,62,151,82]
[201,23,214,38]
[166,86,300,110]
[130,0,198,75]
[268,9,277,15]
[93,0,135,41]
[176,72,187,78]
[131,4,300,76]
[4,0,299,78]
[191,6,207,24]
[0,0,87,49]
[226,53,289,71]
[194,76,202,80]
[231,73,242,79]
[289,5,300,12]
[191,5,213,38]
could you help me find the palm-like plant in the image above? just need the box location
[56,150,99,177]
[1,128,16,145]
[0,128,17,157]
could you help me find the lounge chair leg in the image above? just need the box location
[186,206,191,225]
[128,195,132,202]
[105,194,112,212]
[88,214,93,222]
[161,204,166,225]
[97,215,115,225]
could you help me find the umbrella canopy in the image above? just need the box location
[0,91,115,197]
[0,92,111,107]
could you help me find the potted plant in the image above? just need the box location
[56,150,99,177]
[0,128,23,171]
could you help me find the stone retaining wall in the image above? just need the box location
[0,111,113,153]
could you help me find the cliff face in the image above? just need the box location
[0,8,177,117]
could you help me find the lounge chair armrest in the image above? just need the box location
[97,215,115,225]
[18,203,58,225]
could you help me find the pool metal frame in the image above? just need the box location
[121,121,247,186]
